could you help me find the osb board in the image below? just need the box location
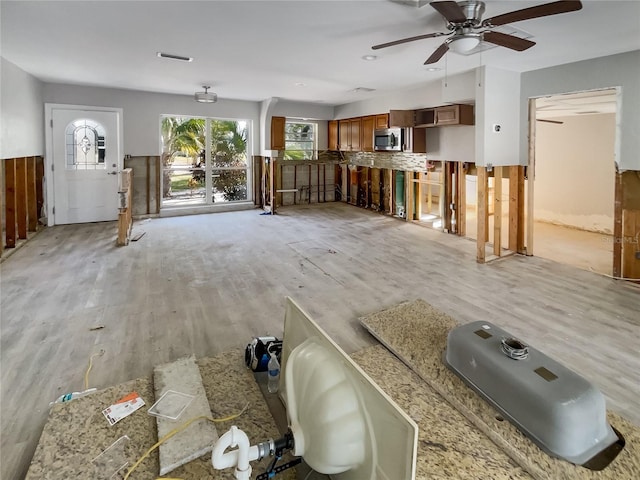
[360,299,640,480]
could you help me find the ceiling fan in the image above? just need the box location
[372,1,583,64]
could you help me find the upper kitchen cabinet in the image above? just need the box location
[361,116,375,152]
[338,119,350,151]
[390,104,474,128]
[328,120,339,150]
[338,118,362,151]
[271,116,286,150]
[434,104,474,126]
[389,110,415,128]
[375,114,389,129]
[350,118,361,151]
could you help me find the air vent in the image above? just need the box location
[157,52,193,62]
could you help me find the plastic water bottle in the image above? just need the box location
[267,352,280,393]
[49,388,97,407]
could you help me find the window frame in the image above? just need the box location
[283,121,317,160]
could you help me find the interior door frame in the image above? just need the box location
[44,104,124,226]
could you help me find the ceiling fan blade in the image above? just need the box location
[483,31,536,51]
[483,0,582,27]
[430,1,468,23]
[424,42,450,64]
[372,32,448,50]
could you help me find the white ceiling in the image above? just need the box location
[1,1,639,106]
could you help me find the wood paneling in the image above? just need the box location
[4,159,17,248]
[27,157,38,232]
[270,116,286,150]
[509,166,525,254]
[15,157,27,239]
[493,166,502,256]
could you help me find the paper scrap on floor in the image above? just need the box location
[102,392,145,426]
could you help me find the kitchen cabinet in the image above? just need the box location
[390,104,474,128]
[328,120,338,150]
[271,116,286,150]
[338,119,350,151]
[361,116,375,152]
[434,104,474,126]
[389,110,415,128]
[338,118,362,151]
[350,118,361,151]
[376,114,389,129]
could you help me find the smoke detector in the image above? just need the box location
[195,85,217,103]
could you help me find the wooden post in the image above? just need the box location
[16,157,28,239]
[508,166,526,253]
[36,157,44,223]
[146,156,151,214]
[613,171,623,278]
[477,166,487,263]
[444,162,453,232]
[622,210,640,279]
[405,171,413,221]
[416,172,423,220]
[493,166,502,256]
[5,158,17,248]
[526,98,536,256]
[294,165,298,205]
[27,157,38,231]
[457,162,466,237]
[156,156,161,214]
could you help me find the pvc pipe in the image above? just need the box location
[211,426,260,479]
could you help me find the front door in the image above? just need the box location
[51,108,121,224]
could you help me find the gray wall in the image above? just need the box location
[521,50,640,171]
[42,83,262,157]
[1,57,44,158]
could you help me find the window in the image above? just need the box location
[65,119,106,169]
[160,116,250,207]
[284,121,317,160]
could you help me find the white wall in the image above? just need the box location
[334,80,442,119]
[534,114,616,233]
[521,50,640,171]
[43,83,261,156]
[1,57,44,158]
[425,126,475,163]
[475,66,521,167]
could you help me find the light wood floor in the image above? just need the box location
[1,203,639,480]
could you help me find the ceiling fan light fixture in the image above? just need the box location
[195,85,217,103]
[449,35,481,53]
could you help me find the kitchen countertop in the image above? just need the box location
[26,352,296,480]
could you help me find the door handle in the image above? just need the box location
[107,171,118,175]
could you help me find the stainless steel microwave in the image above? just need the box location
[374,128,403,152]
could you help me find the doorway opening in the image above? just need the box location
[530,88,618,275]
[161,116,250,209]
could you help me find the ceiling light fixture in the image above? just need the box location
[194,85,217,103]
[361,55,378,61]
[449,35,481,54]
[295,82,307,87]
[157,52,193,62]
[426,67,442,72]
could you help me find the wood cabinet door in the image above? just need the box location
[389,110,415,127]
[271,116,286,150]
[361,116,375,152]
[350,118,361,151]
[434,105,459,125]
[339,119,350,150]
[328,120,339,150]
[375,114,389,129]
